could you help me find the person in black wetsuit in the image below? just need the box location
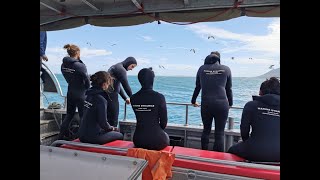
[106,57,137,127]
[58,44,90,139]
[131,68,170,150]
[227,77,280,162]
[78,71,123,144]
[191,54,233,152]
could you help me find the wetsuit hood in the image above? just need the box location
[138,68,154,90]
[204,54,220,65]
[253,94,280,106]
[85,86,105,96]
[122,57,137,70]
[63,56,79,64]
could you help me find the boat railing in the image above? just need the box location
[123,102,243,130]
[41,62,64,97]
[51,140,279,171]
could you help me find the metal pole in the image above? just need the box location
[225,117,235,151]
[185,105,189,126]
[228,117,234,130]
[123,103,127,120]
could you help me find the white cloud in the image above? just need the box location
[140,35,154,42]
[187,19,280,55]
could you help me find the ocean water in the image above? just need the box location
[43,74,266,129]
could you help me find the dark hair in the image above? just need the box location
[90,71,113,88]
[260,77,280,95]
[63,44,80,57]
[210,51,221,63]
[210,51,220,58]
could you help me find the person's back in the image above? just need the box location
[228,77,280,162]
[191,54,233,152]
[131,68,169,150]
[61,56,90,94]
[199,64,231,102]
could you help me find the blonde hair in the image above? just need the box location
[63,44,80,57]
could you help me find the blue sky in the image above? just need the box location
[46,16,279,77]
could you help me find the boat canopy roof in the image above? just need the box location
[40,0,280,31]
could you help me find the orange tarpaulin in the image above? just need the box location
[127,148,175,180]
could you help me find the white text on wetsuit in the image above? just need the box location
[258,107,280,117]
[204,69,225,75]
[132,104,155,112]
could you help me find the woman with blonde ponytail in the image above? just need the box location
[58,44,90,140]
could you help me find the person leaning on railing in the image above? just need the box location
[191,53,233,152]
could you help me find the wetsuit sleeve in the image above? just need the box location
[118,70,133,97]
[119,87,127,101]
[40,32,46,56]
[240,102,254,141]
[78,63,90,89]
[191,68,201,104]
[96,100,113,131]
[159,94,168,130]
[225,67,233,106]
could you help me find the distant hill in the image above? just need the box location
[257,68,280,78]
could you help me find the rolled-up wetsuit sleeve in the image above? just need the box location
[191,68,201,104]
[159,94,168,130]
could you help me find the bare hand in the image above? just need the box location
[192,102,200,107]
[41,55,48,61]
[125,98,131,104]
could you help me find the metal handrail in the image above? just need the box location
[123,102,243,127]
[41,62,64,97]
[51,140,280,171]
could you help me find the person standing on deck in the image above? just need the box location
[191,54,233,152]
[228,77,280,162]
[106,57,137,127]
[58,44,90,140]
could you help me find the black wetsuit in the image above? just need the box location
[131,68,170,150]
[191,54,233,152]
[106,57,137,127]
[228,94,280,162]
[59,57,90,137]
[78,87,123,144]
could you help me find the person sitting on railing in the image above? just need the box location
[227,77,280,162]
[131,68,170,150]
[58,44,90,140]
[191,54,233,152]
[78,71,123,144]
[106,57,137,127]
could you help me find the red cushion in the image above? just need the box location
[172,146,279,180]
[173,146,244,161]
[61,139,173,155]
